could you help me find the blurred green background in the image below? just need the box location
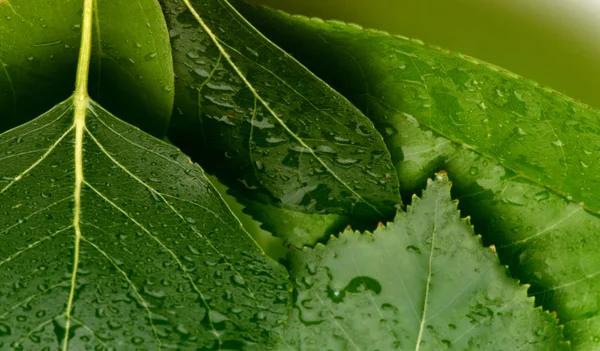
[250,0,600,109]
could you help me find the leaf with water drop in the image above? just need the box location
[161,0,401,220]
[279,173,567,350]
[238,8,600,349]
[0,0,174,136]
[0,1,289,349]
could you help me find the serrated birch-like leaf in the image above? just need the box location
[237,8,600,349]
[161,0,401,220]
[0,0,174,136]
[279,173,567,351]
[0,2,289,350]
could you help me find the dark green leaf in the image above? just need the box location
[162,0,401,219]
[235,9,600,349]
[280,173,567,351]
[0,0,174,136]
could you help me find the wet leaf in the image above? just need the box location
[233,9,600,349]
[162,0,401,220]
[0,1,289,349]
[280,173,567,351]
[0,0,174,136]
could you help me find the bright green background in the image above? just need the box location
[251,0,600,109]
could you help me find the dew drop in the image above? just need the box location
[468,167,479,176]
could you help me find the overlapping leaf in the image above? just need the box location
[280,174,567,350]
[0,0,174,136]
[162,0,401,220]
[238,7,600,349]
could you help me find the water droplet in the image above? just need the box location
[230,275,244,286]
[192,67,210,78]
[0,323,10,336]
[144,52,157,61]
[316,145,337,154]
[580,160,590,168]
[250,118,274,129]
[131,336,144,345]
[468,167,479,176]
[552,139,563,147]
[406,245,421,255]
[515,127,527,135]
[290,145,311,153]
[335,158,359,165]
[209,310,228,323]
[174,324,190,336]
[534,191,550,202]
[185,217,197,224]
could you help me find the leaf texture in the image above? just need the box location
[162,0,401,219]
[279,173,567,351]
[0,1,289,349]
[232,8,600,349]
[0,0,174,136]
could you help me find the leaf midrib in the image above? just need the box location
[64,0,94,348]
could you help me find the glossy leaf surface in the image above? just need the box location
[0,0,174,136]
[238,8,600,349]
[280,174,567,351]
[162,0,401,219]
[0,1,289,349]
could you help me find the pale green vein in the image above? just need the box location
[314,293,362,351]
[0,100,71,146]
[64,0,94,346]
[181,0,383,216]
[215,38,349,131]
[499,204,583,248]
[0,197,73,235]
[83,181,222,345]
[81,236,162,349]
[84,128,261,307]
[348,238,399,344]
[414,186,439,351]
[70,316,110,350]
[0,224,73,268]
[11,315,59,351]
[0,56,16,125]
[0,0,33,26]
[367,93,600,217]
[380,231,420,319]
[0,126,73,195]
[0,149,54,162]
[0,281,69,320]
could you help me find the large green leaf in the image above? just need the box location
[0,0,174,136]
[232,8,600,349]
[0,1,289,349]
[280,173,567,350]
[162,0,401,220]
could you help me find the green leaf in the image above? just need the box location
[232,9,600,349]
[0,0,174,136]
[162,0,401,219]
[236,195,348,248]
[0,1,289,349]
[280,173,567,351]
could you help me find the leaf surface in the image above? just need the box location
[0,0,174,136]
[162,0,401,219]
[0,1,289,349]
[233,8,600,349]
[279,173,567,351]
